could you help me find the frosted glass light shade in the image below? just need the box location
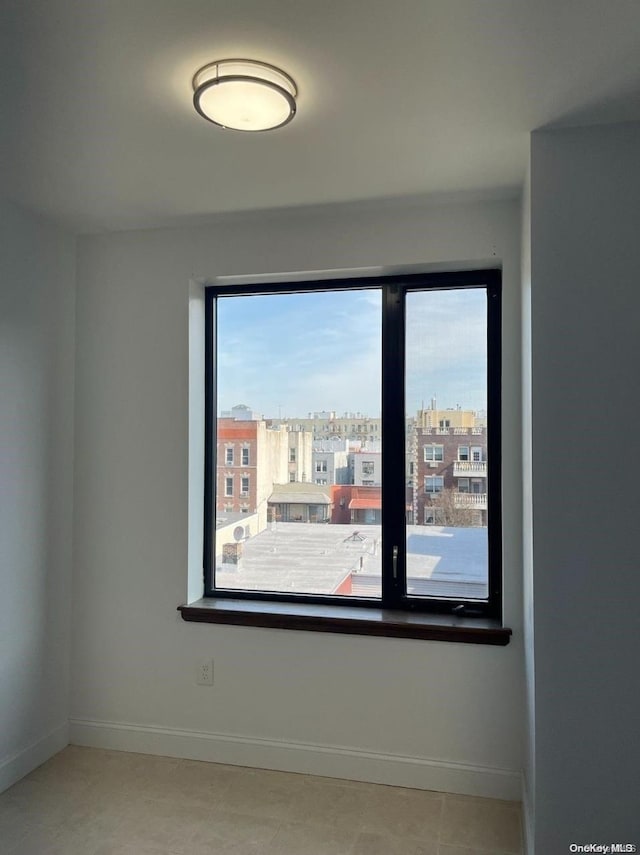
[192,59,297,131]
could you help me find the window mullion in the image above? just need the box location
[381,284,406,608]
[486,275,503,617]
[204,290,216,595]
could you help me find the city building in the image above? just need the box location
[350,449,382,486]
[277,411,382,443]
[287,429,313,484]
[416,400,479,430]
[347,486,381,524]
[216,417,289,530]
[312,439,350,486]
[217,408,313,527]
[220,403,261,421]
[267,482,333,523]
[330,485,381,525]
[414,426,487,526]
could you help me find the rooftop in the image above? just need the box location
[216,511,253,531]
[216,522,488,599]
[348,487,381,511]
[269,483,333,505]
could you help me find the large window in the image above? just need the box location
[204,270,501,618]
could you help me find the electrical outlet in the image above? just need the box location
[196,659,214,686]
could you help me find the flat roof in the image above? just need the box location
[269,492,332,505]
[269,483,332,504]
[215,522,488,599]
[216,511,253,530]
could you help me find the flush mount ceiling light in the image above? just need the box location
[192,59,297,131]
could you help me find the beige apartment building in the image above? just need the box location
[416,401,480,430]
[277,411,381,443]
[287,430,313,484]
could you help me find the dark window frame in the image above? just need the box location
[202,269,502,621]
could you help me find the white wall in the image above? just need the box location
[0,199,75,791]
[71,194,524,798]
[530,122,640,847]
[520,167,535,853]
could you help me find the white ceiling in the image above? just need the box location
[2,0,640,234]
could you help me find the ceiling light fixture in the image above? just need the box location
[192,59,297,132]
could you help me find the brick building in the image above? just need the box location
[217,415,313,530]
[413,426,487,526]
[217,418,289,531]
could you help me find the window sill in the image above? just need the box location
[178,599,511,645]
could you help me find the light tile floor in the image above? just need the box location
[0,747,522,855]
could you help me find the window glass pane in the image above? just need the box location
[215,289,382,598]
[405,289,488,601]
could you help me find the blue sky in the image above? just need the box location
[217,287,487,419]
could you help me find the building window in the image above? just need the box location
[242,447,249,465]
[425,476,444,494]
[203,270,502,619]
[424,445,444,462]
[225,447,234,465]
[458,478,470,493]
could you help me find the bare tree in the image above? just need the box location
[428,488,477,527]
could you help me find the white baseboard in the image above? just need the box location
[521,770,534,854]
[69,718,520,801]
[0,722,69,794]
